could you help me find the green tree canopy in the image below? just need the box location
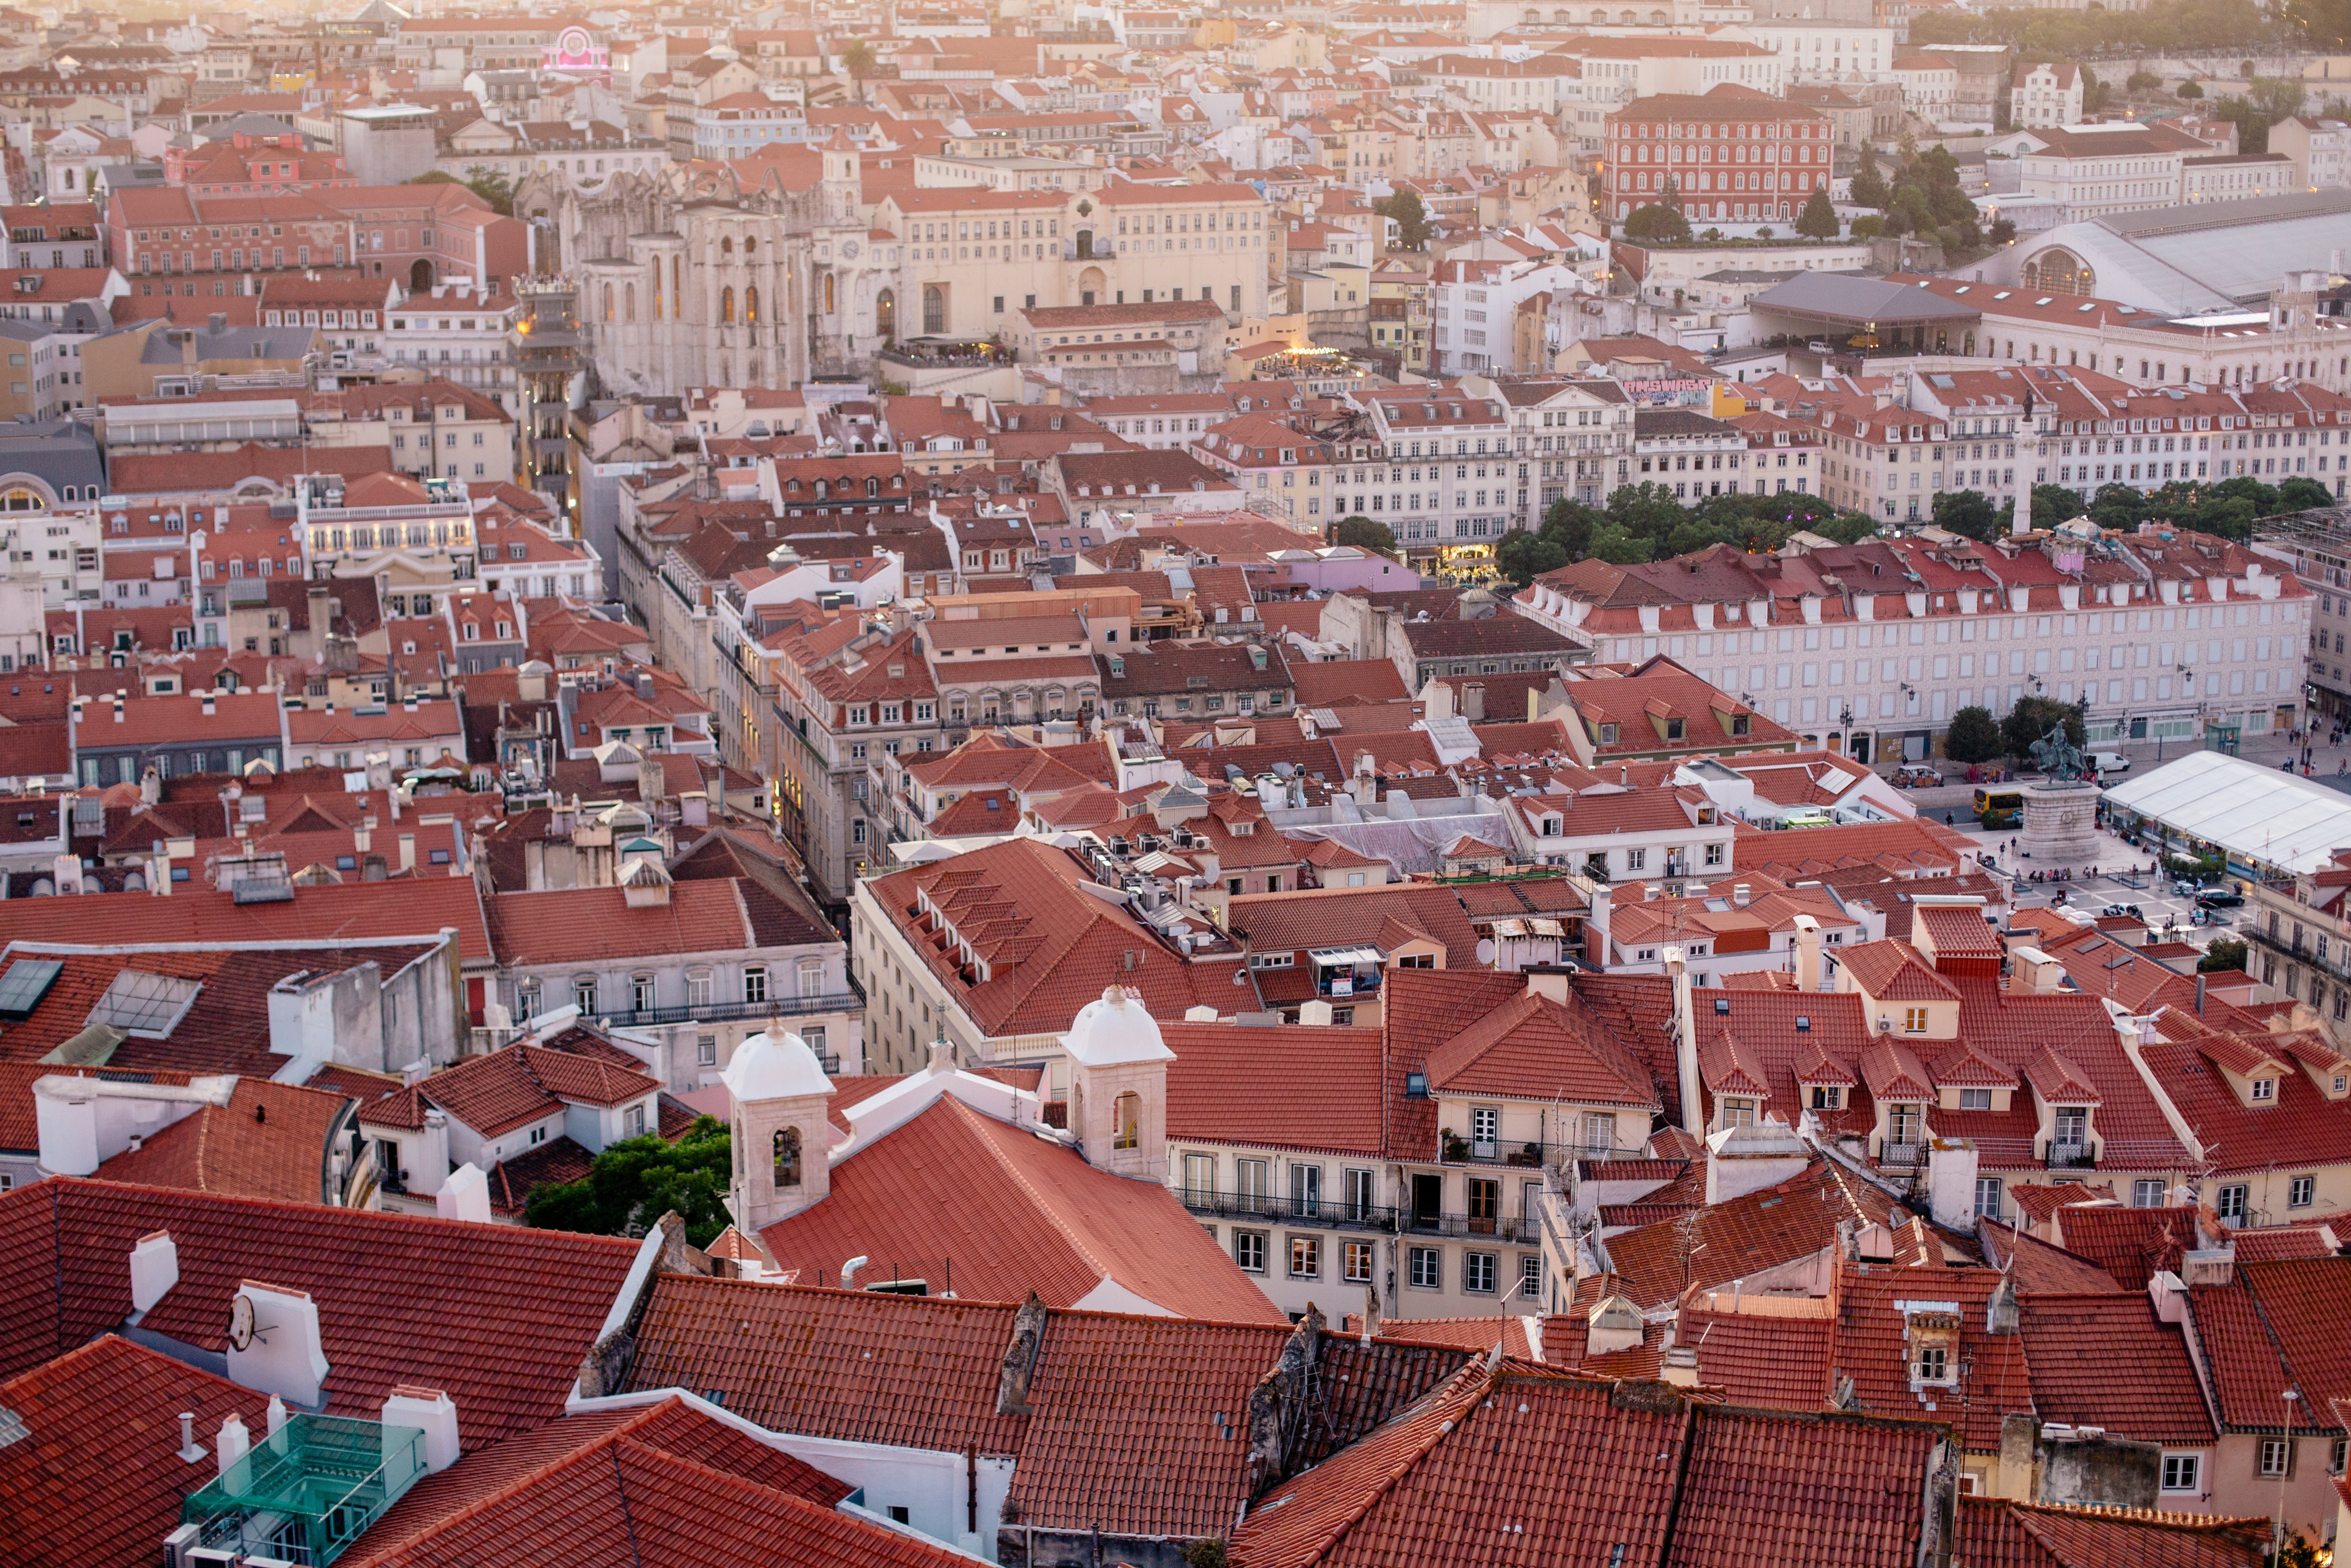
[2003,694,2087,762]
[2031,483,2084,528]
[1944,705,2004,764]
[1329,514,1397,555]
[1495,528,1570,586]
[1377,188,1434,250]
[840,38,877,99]
[2200,935,2250,975]
[1622,202,1692,243]
[1587,522,1654,564]
[1794,188,1840,240]
[1931,488,2002,542]
[411,169,514,215]
[525,1117,733,1248]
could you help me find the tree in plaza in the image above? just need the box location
[1329,514,1398,555]
[1930,488,2002,543]
[1587,522,1654,563]
[2002,694,2087,763]
[1794,188,1840,240]
[525,1117,732,1248]
[1623,203,1692,243]
[1944,705,2004,764]
[1377,187,1434,250]
[840,38,877,102]
[2031,482,2084,527]
[1495,528,1570,586]
[2279,476,2335,511]
[2199,936,2251,975]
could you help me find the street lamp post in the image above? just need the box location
[2276,1387,2301,1557]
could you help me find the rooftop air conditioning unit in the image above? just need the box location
[1877,1017,1894,1032]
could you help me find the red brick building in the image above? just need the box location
[1602,91,1833,226]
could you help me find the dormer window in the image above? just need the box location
[2252,1077,2277,1102]
[1721,1098,1755,1128]
[1811,1085,1842,1109]
[1959,1088,1991,1111]
[1597,722,1619,745]
[1903,1007,1927,1033]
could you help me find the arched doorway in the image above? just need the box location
[409,257,434,291]
[874,287,894,339]
[1079,266,1105,307]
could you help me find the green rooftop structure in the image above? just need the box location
[180,1414,425,1566]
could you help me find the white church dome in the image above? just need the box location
[1061,986,1176,1068]
[721,1019,834,1103]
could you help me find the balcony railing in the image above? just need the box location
[1443,1139,1621,1168]
[1401,1211,1539,1243]
[1181,1191,1399,1230]
[563,987,865,1032]
[2047,1142,2096,1170]
[1883,1142,1924,1167]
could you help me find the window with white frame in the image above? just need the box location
[743,966,768,1004]
[1289,1235,1320,1278]
[2291,1174,2316,1208]
[2260,1437,2292,1478]
[2133,1178,2167,1207]
[1463,1251,1496,1294]
[1234,1230,1266,1272]
[1408,1246,1441,1288]
[2161,1452,2200,1492]
[1344,1240,1375,1282]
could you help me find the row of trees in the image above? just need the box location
[1942,693,2087,766]
[1921,475,2334,546]
[1482,489,1876,585]
[1910,0,2282,60]
[1620,183,1841,247]
[1847,144,1997,256]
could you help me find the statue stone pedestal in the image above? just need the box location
[2019,783,2101,868]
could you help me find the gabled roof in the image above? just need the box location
[0,1179,640,1444]
[1422,987,1659,1107]
[1234,1357,1948,1568]
[2017,1292,2215,1445]
[757,1094,1282,1323]
[1955,1496,2270,1567]
[1836,938,1963,1002]
[623,1274,1463,1541]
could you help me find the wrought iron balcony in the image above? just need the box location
[570,987,865,1032]
[1882,1142,1924,1167]
[2047,1142,2096,1170]
[1400,1211,1538,1243]
[1181,1191,1399,1231]
[180,1414,426,1566]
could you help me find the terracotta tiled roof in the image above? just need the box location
[2191,1258,2351,1434]
[1836,938,1963,1002]
[1954,1496,2271,1567]
[1978,1224,2130,1295]
[2017,1293,2215,1445]
[1164,1021,1387,1156]
[0,1335,272,1568]
[758,1094,1282,1322]
[0,1179,641,1445]
[344,1404,964,1568]
[2056,1205,2200,1293]
[485,880,764,966]
[0,877,492,964]
[341,1397,856,1567]
[1422,988,1659,1107]
[96,1077,354,1204]
[1676,1302,1832,1407]
[1234,1357,1949,1568]
[624,1275,1461,1539]
[1829,1262,2032,1451]
[1602,1160,1916,1311]
[360,1041,659,1140]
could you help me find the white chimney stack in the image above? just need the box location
[216,1412,251,1480]
[381,1386,461,1472]
[435,1161,491,1224]
[130,1229,178,1316]
[225,1281,331,1408]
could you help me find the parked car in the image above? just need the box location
[2100,903,2145,919]
[1806,340,1830,353]
[2088,752,2130,775]
[2196,889,2246,908]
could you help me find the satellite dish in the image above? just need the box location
[228,1293,255,1351]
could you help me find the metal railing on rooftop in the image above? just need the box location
[181,1414,425,1567]
[581,988,865,1032]
[1181,1191,1400,1230]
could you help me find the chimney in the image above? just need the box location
[175,1411,206,1464]
[2011,946,2063,994]
[1987,1272,2020,1336]
[2148,1268,2188,1324]
[381,1387,461,1472]
[1359,1284,1380,1347]
[1461,680,1485,721]
[1297,999,1334,1025]
[1666,948,1701,1135]
[398,832,415,871]
[2195,973,2206,1014]
[216,1412,250,1479]
[995,1291,1049,1416]
[1793,914,1822,993]
[1660,1344,1700,1387]
[435,1160,491,1223]
[208,311,225,332]
[225,1281,330,1407]
[130,1229,178,1315]
[1733,883,1750,907]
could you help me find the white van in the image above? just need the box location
[2088,752,2129,775]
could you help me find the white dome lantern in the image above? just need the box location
[1062,985,1176,1068]
[722,1016,834,1104]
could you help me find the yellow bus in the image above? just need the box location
[1973,787,2022,829]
